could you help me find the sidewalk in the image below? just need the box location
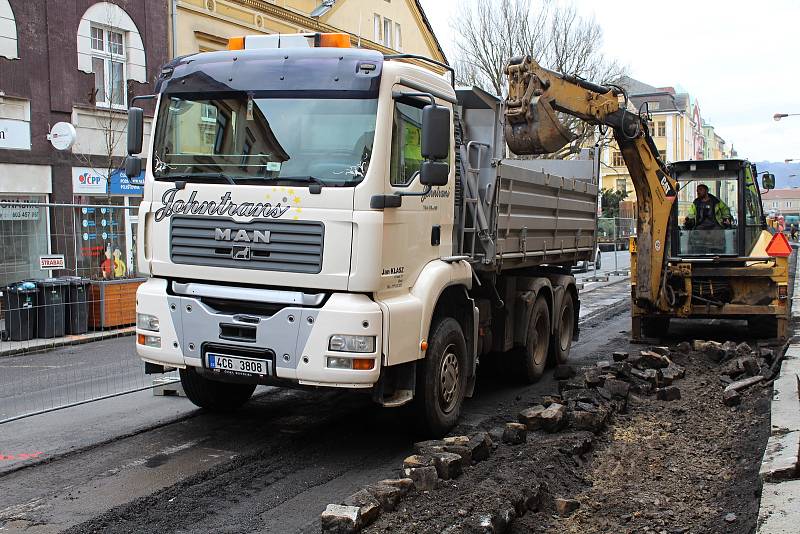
[757,254,800,533]
[0,326,134,357]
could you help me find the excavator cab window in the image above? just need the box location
[676,176,739,255]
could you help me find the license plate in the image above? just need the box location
[207,353,270,376]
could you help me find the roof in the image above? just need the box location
[413,0,448,64]
[762,189,800,199]
[618,75,658,95]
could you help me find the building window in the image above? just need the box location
[91,26,127,108]
[647,101,660,111]
[77,3,147,107]
[612,151,624,167]
[373,14,381,42]
[383,17,393,48]
[0,0,18,60]
[616,178,627,193]
[658,150,667,162]
[657,121,666,137]
[395,23,402,51]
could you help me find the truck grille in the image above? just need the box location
[170,216,324,273]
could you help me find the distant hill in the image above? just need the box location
[753,161,800,189]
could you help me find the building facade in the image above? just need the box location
[170,0,446,66]
[599,75,731,204]
[0,0,168,287]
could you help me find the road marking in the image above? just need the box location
[0,451,44,461]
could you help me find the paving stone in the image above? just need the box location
[735,342,753,356]
[502,422,527,445]
[443,435,470,447]
[604,378,630,399]
[651,346,670,356]
[403,465,438,491]
[429,451,463,480]
[376,478,413,496]
[555,497,580,517]
[558,378,586,395]
[443,444,473,465]
[412,439,445,454]
[771,361,800,434]
[321,504,360,534]
[403,454,435,469]
[612,351,629,361]
[570,406,609,432]
[662,363,686,382]
[553,364,576,379]
[758,479,800,533]
[656,386,681,401]
[468,432,493,462]
[558,433,594,455]
[540,403,567,432]
[760,431,800,482]
[364,483,404,512]
[639,350,671,369]
[676,341,691,353]
[343,489,381,528]
[518,405,546,430]
[584,368,603,387]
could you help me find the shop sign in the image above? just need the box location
[109,168,144,195]
[39,254,65,269]
[0,119,31,150]
[72,167,108,194]
[0,201,40,221]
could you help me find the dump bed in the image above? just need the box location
[455,87,598,271]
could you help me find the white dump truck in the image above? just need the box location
[126,33,598,435]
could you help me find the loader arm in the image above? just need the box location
[504,55,677,310]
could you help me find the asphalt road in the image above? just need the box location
[0,285,632,534]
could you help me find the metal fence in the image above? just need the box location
[0,201,177,424]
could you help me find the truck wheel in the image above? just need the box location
[517,296,551,383]
[180,367,256,412]
[416,317,468,437]
[550,291,575,365]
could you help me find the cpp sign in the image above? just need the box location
[72,167,108,194]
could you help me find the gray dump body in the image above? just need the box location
[455,87,599,271]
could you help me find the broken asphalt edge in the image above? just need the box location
[757,255,800,533]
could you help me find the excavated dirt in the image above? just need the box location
[366,340,775,534]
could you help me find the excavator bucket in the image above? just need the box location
[505,96,576,156]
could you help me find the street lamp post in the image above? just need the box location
[774,113,800,121]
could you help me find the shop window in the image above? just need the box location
[0,195,50,287]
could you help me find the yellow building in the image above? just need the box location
[599,76,706,203]
[170,0,447,67]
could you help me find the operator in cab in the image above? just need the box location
[683,184,732,230]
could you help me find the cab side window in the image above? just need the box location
[390,102,424,186]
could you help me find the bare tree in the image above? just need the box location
[452,0,626,158]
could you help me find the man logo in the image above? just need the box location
[231,245,252,261]
[214,228,271,243]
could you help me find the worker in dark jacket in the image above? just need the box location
[684,184,732,229]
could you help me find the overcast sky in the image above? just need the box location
[418,0,800,162]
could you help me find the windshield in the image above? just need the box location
[151,93,378,186]
[677,176,739,255]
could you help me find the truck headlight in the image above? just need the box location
[329,334,375,353]
[137,313,160,332]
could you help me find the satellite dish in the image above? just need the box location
[48,122,77,151]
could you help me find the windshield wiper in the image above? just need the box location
[155,172,239,185]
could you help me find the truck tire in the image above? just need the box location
[517,296,551,383]
[180,367,256,412]
[415,317,468,437]
[550,291,575,365]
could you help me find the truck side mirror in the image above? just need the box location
[125,156,142,178]
[762,172,775,191]
[127,107,144,155]
[420,161,449,186]
[421,104,450,160]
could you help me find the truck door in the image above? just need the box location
[379,92,454,293]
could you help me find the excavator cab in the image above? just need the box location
[671,160,766,258]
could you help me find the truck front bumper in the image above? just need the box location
[135,278,383,388]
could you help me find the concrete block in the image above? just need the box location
[760,431,800,482]
[758,480,800,533]
[771,361,800,435]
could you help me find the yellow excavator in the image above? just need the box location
[503,56,791,340]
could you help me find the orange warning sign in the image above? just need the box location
[766,232,793,257]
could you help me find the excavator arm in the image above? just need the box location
[504,56,678,311]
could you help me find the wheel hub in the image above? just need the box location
[439,346,460,413]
